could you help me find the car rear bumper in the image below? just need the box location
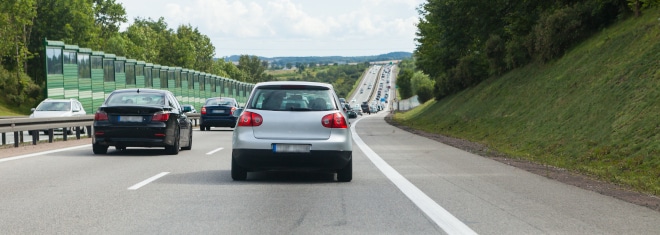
[232,149,352,171]
[92,126,176,147]
[200,116,237,127]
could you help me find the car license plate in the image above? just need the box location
[212,110,225,114]
[119,116,142,122]
[272,144,311,153]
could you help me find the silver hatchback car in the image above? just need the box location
[231,81,353,182]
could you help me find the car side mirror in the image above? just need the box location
[31,108,36,112]
[233,108,244,117]
[182,106,192,113]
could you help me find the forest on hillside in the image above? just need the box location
[414,0,659,99]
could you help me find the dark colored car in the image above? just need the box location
[200,97,239,131]
[92,88,193,155]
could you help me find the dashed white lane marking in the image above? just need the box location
[128,172,170,190]
[206,147,224,155]
[351,116,477,235]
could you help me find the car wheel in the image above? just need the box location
[66,128,73,135]
[165,133,180,155]
[337,158,352,182]
[93,144,108,154]
[231,157,247,181]
[181,130,192,150]
[205,126,211,131]
[43,130,49,135]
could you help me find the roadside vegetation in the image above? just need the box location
[394,6,660,195]
[266,62,370,98]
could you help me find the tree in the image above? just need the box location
[397,69,413,99]
[93,0,126,49]
[237,55,268,83]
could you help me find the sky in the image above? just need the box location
[115,0,425,58]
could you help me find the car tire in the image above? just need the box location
[93,144,108,154]
[200,125,205,131]
[205,126,211,131]
[165,132,180,155]
[231,157,247,181]
[181,130,192,150]
[337,158,352,182]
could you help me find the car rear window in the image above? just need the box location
[248,87,336,111]
[106,93,165,105]
[205,98,235,106]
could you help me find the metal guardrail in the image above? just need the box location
[0,114,201,148]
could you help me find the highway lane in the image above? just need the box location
[2,113,660,234]
[0,127,442,234]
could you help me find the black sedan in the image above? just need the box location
[92,88,193,155]
[199,97,239,131]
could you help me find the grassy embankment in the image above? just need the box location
[394,9,660,195]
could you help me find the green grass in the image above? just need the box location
[394,9,660,195]
[0,99,25,116]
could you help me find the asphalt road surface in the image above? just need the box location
[1,110,659,234]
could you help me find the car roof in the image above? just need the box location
[40,98,78,102]
[110,88,171,94]
[253,81,333,89]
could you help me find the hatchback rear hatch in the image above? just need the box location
[246,84,339,140]
[252,110,334,140]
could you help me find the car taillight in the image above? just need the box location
[237,111,263,127]
[322,112,348,129]
[94,111,108,121]
[152,112,170,122]
[201,106,207,115]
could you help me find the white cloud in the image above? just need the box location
[117,0,425,57]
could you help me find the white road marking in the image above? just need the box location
[206,147,224,155]
[351,116,478,235]
[128,172,169,190]
[0,144,92,163]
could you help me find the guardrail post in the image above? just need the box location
[63,127,68,141]
[86,126,92,137]
[13,131,19,147]
[32,130,39,145]
[48,129,54,143]
[2,133,5,145]
[75,126,81,139]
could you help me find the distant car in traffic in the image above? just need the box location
[231,81,353,182]
[92,88,193,155]
[182,104,197,113]
[200,97,239,131]
[29,98,87,135]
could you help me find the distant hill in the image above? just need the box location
[222,52,412,67]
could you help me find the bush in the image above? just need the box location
[416,85,434,103]
[0,67,42,112]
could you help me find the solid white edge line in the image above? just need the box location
[351,117,478,235]
[0,144,92,163]
[128,172,170,190]
[206,147,224,155]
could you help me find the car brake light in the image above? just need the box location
[201,106,207,114]
[237,111,263,127]
[152,112,170,122]
[322,112,348,129]
[94,111,108,121]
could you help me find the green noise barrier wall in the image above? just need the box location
[44,39,254,113]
